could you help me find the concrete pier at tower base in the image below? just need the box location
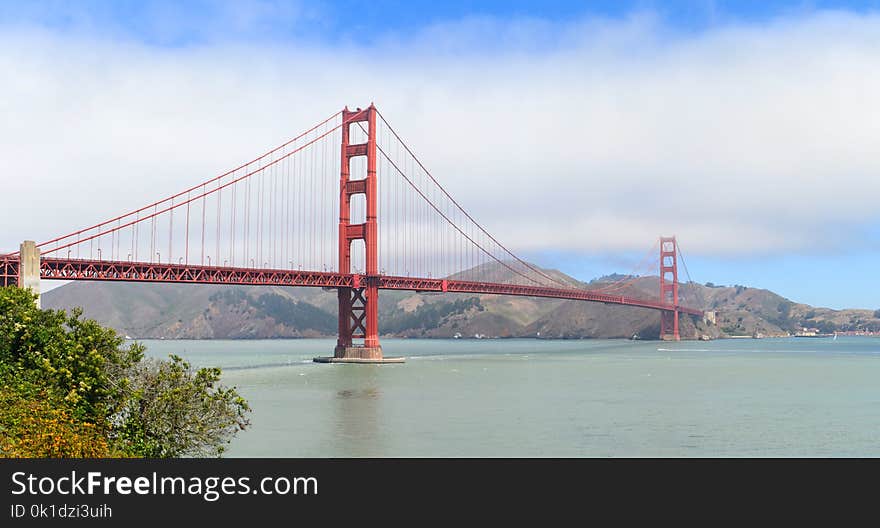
[313,346,405,364]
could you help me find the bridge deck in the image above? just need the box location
[1,257,702,316]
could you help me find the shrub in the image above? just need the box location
[0,382,117,458]
[0,287,249,458]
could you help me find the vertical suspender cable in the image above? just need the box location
[201,184,206,265]
[216,178,222,266]
[168,197,173,264]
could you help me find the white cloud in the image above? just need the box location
[1,10,879,260]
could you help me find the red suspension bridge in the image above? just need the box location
[1,104,702,363]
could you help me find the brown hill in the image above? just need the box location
[40,264,880,340]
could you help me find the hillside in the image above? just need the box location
[41,281,336,339]
[41,264,880,340]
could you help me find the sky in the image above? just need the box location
[1,0,879,309]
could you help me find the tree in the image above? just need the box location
[116,356,250,457]
[0,287,141,423]
[0,286,250,458]
[874,309,880,319]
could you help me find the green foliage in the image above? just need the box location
[0,287,41,367]
[252,293,335,333]
[384,297,483,333]
[209,289,335,334]
[209,288,248,304]
[720,325,749,336]
[0,381,118,458]
[762,301,799,332]
[777,302,792,317]
[813,320,838,334]
[0,286,250,458]
[116,355,250,458]
[0,287,142,422]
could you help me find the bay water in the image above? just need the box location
[142,337,880,457]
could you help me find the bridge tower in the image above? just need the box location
[19,241,41,309]
[319,104,402,363]
[659,236,680,341]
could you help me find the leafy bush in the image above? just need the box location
[0,287,250,458]
[116,356,250,457]
[0,383,117,458]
